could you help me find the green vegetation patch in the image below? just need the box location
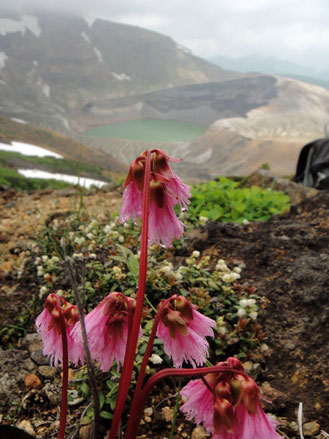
[186,176,290,224]
[84,119,205,142]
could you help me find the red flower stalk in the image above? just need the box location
[108,150,152,439]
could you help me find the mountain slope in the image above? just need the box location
[90,75,329,178]
[0,10,239,132]
[0,116,127,177]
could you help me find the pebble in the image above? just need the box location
[31,349,50,365]
[161,406,174,422]
[191,426,209,438]
[25,373,42,391]
[79,424,92,439]
[24,333,43,353]
[43,382,61,405]
[38,365,57,378]
[286,341,296,350]
[303,421,320,436]
[16,419,35,436]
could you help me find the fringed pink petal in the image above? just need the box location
[120,180,143,224]
[180,379,214,431]
[157,320,212,368]
[189,309,217,338]
[148,195,184,247]
[237,403,283,439]
[36,308,81,367]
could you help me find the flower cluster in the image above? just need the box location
[237,298,258,321]
[120,149,191,247]
[181,357,283,439]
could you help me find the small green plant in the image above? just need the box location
[186,176,290,224]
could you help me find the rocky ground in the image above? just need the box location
[0,182,329,438]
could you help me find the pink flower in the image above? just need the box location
[73,292,139,372]
[35,293,82,367]
[119,149,191,247]
[157,297,216,367]
[180,357,283,439]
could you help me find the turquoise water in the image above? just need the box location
[84,119,205,142]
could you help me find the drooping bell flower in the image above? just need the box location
[120,149,191,247]
[36,293,82,367]
[157,296,216,367]
[73,292,139,372]
[180,357,283,439]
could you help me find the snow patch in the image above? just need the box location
[0,141,62,158]
[36,76,50,98]
[0,52,8,71]
[81,31,91,44]
[0,15,41,37]
[18,169,107,189]
[85,17,96,28]
[11,118,27,125]
[111,72,132,81]
[93,47,103,63]
[42,83,50,98]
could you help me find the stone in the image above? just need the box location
[16,420,35,436]
[161,406,174,422]
[43,382,61,405]
[246,170,318,204]
[79,424,92,439]
[242,360,253,373]
[31,349,50,365]
[23,333,43,353]
[38,365,57,378]
[260,382,288,411]
[191,426,209,438]
[303,421,320,436]
[25,373,42,391]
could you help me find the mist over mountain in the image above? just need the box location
[210,54,329,89]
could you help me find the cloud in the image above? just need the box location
[1,0,329,69]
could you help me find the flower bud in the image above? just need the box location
[174,296,194,321]
[213,397,234,433]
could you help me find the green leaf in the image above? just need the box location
[80,382,90,398]
[99,391,105,410]
[100,410,113,420]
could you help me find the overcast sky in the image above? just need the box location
[4,0,329,70]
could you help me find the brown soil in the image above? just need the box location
[187,191,329,432]
[1,186,328,437]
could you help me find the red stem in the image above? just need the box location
[56,297,69,439]
[108,150,151,439]
[125,296,177,437]
[126,366,246,439]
